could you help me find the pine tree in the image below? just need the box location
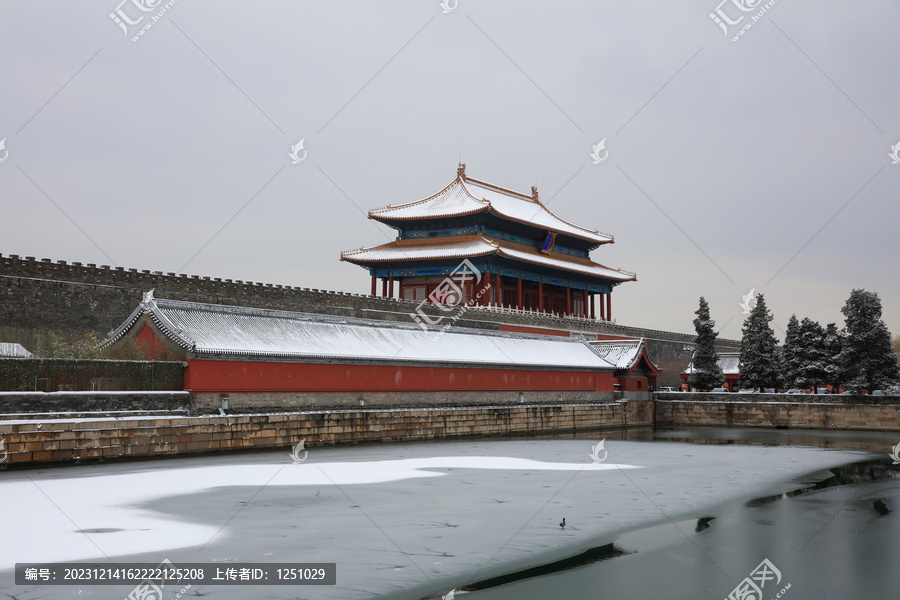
[794,318,829,393]
[839,289,900,391]
[689,297,724,390]
[824,323,845,392]
[782,314,800,389]
[739,293,782,390]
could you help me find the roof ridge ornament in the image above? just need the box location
[457,162,466,180]
[142,289,156,309]
[531,185,539,202]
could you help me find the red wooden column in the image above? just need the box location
[388,275,394,299]
[494,273,501,306]
[565,287,572,316]
[381,278,387,298]
[606,293,612,322]
[600,293,606,320]
[516,278,523,310]
[371,276,377,296]
[590,293,596,319]
[476,273,484,305]
[582,289,589,318]
[481,272,490,305]
[537,282,544,313]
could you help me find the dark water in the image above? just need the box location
[451,427,900,600]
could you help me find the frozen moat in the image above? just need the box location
[1,427,898,599]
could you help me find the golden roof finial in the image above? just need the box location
[531,185,539,202]
[457,162,466,180]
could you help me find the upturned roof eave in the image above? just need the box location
[341,236,636,282]
[366,175,614,246]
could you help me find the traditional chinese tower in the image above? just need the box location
[340,164,636,320]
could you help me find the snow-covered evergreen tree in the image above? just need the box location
[739,293,782,390]
[781,314,800,388]
[839,289,900,391]
[794,318,829,393]
[824,322,845,392]
[689,297,724,390]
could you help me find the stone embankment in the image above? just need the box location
[0,400,652,467]
[655,392,900,430]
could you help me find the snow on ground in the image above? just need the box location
[0,438,874,600]
[0,456,639,569]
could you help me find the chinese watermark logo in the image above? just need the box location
[124,558,191,600]
[439,0,458,13]
[589,439,608,463]
[740,288,757,314]
[409,259,490,339]
[889,442,900,465]
[709,0,780,42]
[110,0,180,42]
[725,558,790,600]
[590,139,608,164]
[289,138,307,164]
[889,141,900,165]
[0,139,8,164]
[289,439,308,464]
[0,438,7,463]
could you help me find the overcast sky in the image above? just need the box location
[1,0,898,341]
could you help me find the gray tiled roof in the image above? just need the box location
[107,292,617,370]
[588,339,658,370]
[0,343,31,357]
[682,352,741,375]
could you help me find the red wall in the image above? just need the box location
[499,324,571,337]
[619,375,650,392]
[185,359,616,393]
[135,325,182,361]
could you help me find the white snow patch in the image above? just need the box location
[0,456,636,569]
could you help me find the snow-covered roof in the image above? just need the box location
[588,339,660,371]
[106,293,616,371]
[0,342,32,357]
[682,352,740,375]
[369,174,614,245]
[341,235,636,282]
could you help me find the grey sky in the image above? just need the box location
[1,0,897,341]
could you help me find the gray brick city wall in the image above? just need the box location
[0,253,740,386]
[0,391,191,415]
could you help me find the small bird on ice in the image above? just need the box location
[559,517,566,528]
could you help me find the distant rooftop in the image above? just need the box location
[0,343,32,358]
[682,352,740,375]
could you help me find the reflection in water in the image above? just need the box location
[443,429,900,600]
[745,459,900,508]
[454,543,635,593]
[444,457,898,598]
[695,516,716,532]
[541,425,898,454]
